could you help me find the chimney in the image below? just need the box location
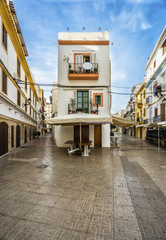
[144,75,146,82]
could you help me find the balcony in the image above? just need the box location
[68,103,99,115]
[146,96,152,105]
[153,115,166,123]
[154,85,162,97]
[137,102,142,108]
[68,63,99,80]
[137,117,144,124]
[144,118,153,124]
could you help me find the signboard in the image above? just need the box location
[82,62,93,70]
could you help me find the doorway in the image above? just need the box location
[16,125,20,148]
[0,122,8,156]
[94,125,102,147]
[74,125,89,143]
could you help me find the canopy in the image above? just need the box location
[111,116,137,127]
[46,113,137,127]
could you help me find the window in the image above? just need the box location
[143,90,146,99]
[11,126,14,148]
[2,70,7,95]
[77,91,89,113]
[25,102,27,112]
[144,108,146,117]
[95,95,101,105]
[17,57,21,78]
[25,76,27,92]
[30,106,31,116]
[162,40,166,55]
[30,87,31,98]
[153,59,156,68]
[93,93,103,107]
[17,90,21,106]
[2,23,7,51]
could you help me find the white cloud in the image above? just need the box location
[110,8,152,32]
[93,0,106,12]
[124,0,161,4]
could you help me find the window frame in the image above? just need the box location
[1,22,8,52]
[17,57,21,79]
[93,93,103,107]
[25,76,27,92]
[17,90,21,106]
[2,69,8,95]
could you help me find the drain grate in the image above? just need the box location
[37,165,48,169]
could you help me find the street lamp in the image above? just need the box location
[22,98,31,107]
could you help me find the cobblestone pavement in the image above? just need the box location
[0,134,166,240]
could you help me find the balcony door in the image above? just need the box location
[77,91,89,113]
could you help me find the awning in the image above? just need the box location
[46,113,112,125]
[46,113,137,127]
[111,116,137,127]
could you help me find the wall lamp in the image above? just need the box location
[22,98,31,107]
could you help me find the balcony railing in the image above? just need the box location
[68,63,99,80]
[144,118,153,124]
[146,96,152,105]
[68,104,99,115]
[153,115,166,123]
[137,117,144,124]
[137,102,142,108]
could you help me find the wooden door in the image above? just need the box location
[140,127,142,139]
[74,125,89,143]
[24,126,27,143]
[160,104,165,121]
[16,125,20,148]
[0,122,8,156]
[94,125,102,147]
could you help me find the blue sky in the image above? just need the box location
[13,0,166,113]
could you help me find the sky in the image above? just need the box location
[12,0,166,113]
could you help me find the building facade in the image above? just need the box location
[0,0,42,157]
[145,26,166,129]
[136,82,146,139]
[52,31,111,147]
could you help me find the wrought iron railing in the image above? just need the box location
[146,96,152,104]
[68,63,98,74]
[153,115,166,123]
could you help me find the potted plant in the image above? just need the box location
[69,98,76,113]
[94,67,98,73]
[89,98,94,113]
[69,69,74,73]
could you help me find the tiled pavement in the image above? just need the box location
[0,134,166,239]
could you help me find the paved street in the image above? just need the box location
[0,134,166,240]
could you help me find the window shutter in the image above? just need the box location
[17,58,21,78]
[2,70,7,94]
[17,90,21,106]
[2,23,7,50]
[25,76,27,92]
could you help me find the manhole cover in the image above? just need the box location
[37,165,48,169]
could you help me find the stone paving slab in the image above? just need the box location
[0,134,166,239]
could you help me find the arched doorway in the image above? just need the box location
[16,125,21,148]
[0,122,8,156]
[24,126,27,143]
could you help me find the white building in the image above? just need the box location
[145,26,166,125]
[0,1,42,156]
[52,31,111,147]
[44,97,53,132]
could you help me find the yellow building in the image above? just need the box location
[136,83,146,139]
